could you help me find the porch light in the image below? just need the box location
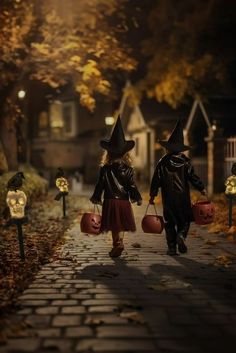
[105,116,115,126]
[18,90,26,99]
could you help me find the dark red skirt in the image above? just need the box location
[101,199,136,233]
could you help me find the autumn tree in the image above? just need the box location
[138,0,236,108]
[0,0,136,171]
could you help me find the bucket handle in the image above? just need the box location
[93,204,101,215]
[145,203,158,217]
[196,195,210,203]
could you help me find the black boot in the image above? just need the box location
[166,246,177,256]
[176,223,189,254]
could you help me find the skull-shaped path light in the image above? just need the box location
[6,172,27,260]
[7,190,27,219]
[225,162,236,227]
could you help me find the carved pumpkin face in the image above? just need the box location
[56,177,69,193]
[192,201,215,225]
[80,212,101,235]
[6,190,27,219]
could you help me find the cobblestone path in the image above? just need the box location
[1,202,236,353]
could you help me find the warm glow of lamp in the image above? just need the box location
[105,116,115,126]
[18,90,26,99]
[212,124,217,131]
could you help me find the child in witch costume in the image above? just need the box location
[90,116,142,257]
[149,119,207,256]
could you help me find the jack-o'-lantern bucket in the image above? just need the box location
[192,200,215,225]
[80,205,101,235]
[141,204,164,234]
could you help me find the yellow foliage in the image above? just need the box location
[82,60,101,81]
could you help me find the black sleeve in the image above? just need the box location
[90,167,105,203]
[127,167,142,202]
[186,162,205,191]
[150,164,161,197]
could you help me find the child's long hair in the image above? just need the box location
[100,150,132,167]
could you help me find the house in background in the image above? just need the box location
[29,82,113,184]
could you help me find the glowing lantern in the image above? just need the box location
[6,190,27,219]
[56,177,69,193]
[225,175,236,196]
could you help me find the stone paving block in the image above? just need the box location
[81,299,128,306]
[36,328,61,337]
[75,338,156,351]
[65,326,93,337]
[88,306,118,313]
[61,288,77,294]
[74,283,95,289]
[3,338,41,352]
[42,338,73,351]
[24,288,59,294]
[95,293,135,299]
[25,314,51,328]
[20,300,48,306]
[70,294,92,299]
[19,293,67,300]
[36,307,59,315]
[84,314,129,325]
[61,306,86,314]
[18,308,33,315]
[51,300,78,306]
[96,326,150,338]
[52,315,81,327]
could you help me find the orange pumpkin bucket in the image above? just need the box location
[192,200,215,225]
[141,204,164,234]
[80,205,101,235]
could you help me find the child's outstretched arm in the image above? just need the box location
[90,167,104,205]
[186,162,207,195]
[149,165,161,204]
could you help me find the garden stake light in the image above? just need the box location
[6,173,28,261]
[225,162,236,227]
[55,168,69,218]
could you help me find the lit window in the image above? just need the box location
[38,111,49,137]
[49,100,76,138]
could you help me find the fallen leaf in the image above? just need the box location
[213,253,236,267]
[132,243,141,248]
[119,311,145,324]
[204,239,219,245]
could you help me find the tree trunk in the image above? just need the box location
[0,139,8,173]
[0,115,18,171]
[0,84,19,171]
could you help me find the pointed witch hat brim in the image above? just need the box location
[100,115,135,156]
[158,118,190,152]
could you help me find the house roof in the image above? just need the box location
[119,81,236,137]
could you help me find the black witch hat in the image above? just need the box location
[159,118,190,152]
[100,116,135,156]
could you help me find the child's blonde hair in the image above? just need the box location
[100,150,132,167]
